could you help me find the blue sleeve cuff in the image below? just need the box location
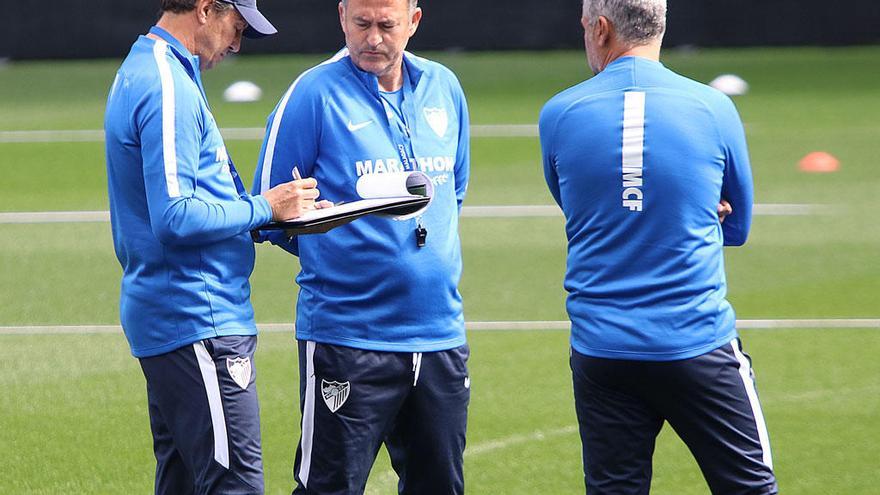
[249,195,273,243]
[253,194,273,225]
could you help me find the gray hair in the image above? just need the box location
[159,0,234,14]
[341,0,418,11]
[582,0,667,45]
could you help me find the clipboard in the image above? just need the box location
[258,195,431,235]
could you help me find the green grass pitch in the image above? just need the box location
[1,47,879,493]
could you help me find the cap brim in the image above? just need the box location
[236,5,277,38]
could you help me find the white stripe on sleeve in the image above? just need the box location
[152,40,181,198]
[298,341,317,487]
[730,339,773,469]
[194,342,230,469]
[259,49,350,194]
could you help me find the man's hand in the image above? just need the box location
[717,199,732,224]
[262,176,321,221]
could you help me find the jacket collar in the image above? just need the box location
[344,49,426,96]
[148,26,202,80]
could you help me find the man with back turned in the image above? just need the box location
[540,0,778,493]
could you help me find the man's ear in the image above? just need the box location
[596,16,612,47]
[409,8,423,36]
[197,0,213,25]
[338,2,347,34]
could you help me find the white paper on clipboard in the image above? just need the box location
[355,171,434,220]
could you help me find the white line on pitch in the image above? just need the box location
[0,129,106,143]
[9,123,880,144]
[735,319,880,329]
[365,425,577,494]
[0,210,110,223]
[465,425,578,456]
[1,319,878,335]
[0,203,831,224]
[462,204,829,217]
[465,319,880,330]
[0,125,538,143]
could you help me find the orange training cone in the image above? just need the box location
[798,152,840,173]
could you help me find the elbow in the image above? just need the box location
[152,201,199,245]
[722,228,749,247]
[152,219,191,245]
[721,209,751,246]
[723,237,747,247]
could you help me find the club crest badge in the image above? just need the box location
[226,356,252,390]
[423,107,448,138]
[321,380,351,413]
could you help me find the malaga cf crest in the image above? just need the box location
[321,379,351,413]
[423,107,448,138]
[226,356,252,390]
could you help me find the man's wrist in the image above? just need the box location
[253,194,275,224]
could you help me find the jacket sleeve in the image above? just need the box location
[717,97,754,246]
[250,73,323,256]
[453,80,470,211]
[539,101,563,208]
[136,47,272,247]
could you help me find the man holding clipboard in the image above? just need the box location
[252,0,471,493]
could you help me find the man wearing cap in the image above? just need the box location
[252,0,470,493]
[104,1,320,493]
[540,0,777,493]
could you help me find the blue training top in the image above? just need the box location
[540,56,753,361]
[253,49,470,352]
[105,27,273,358]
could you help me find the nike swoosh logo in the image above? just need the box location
[347,120,374,132]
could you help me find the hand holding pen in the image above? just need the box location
[262,166,328,221]
[293,167,337,210]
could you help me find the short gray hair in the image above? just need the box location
[159,0,234,14]
[341,0,418,11]
[582,0,666,45]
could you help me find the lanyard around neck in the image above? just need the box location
[378,65,417,171]
[374,66,428,247]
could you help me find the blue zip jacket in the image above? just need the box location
[540,57,753,361]
[253,49,470,352]
[105,27,273,358]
